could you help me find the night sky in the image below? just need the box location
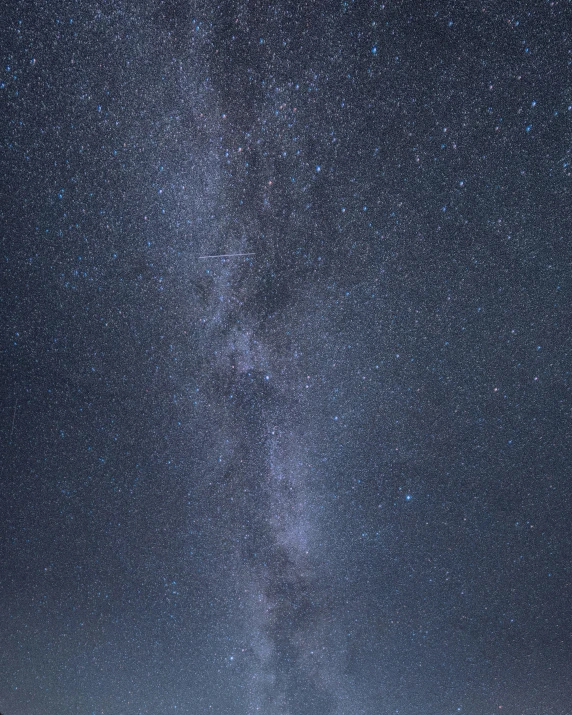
[2,1,572,714]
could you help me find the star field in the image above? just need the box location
[2,1,571,714]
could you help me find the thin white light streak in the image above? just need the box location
[198,252,256,259]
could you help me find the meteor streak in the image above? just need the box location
[198,252,256,259]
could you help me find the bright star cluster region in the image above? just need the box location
[2,1,571,714]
